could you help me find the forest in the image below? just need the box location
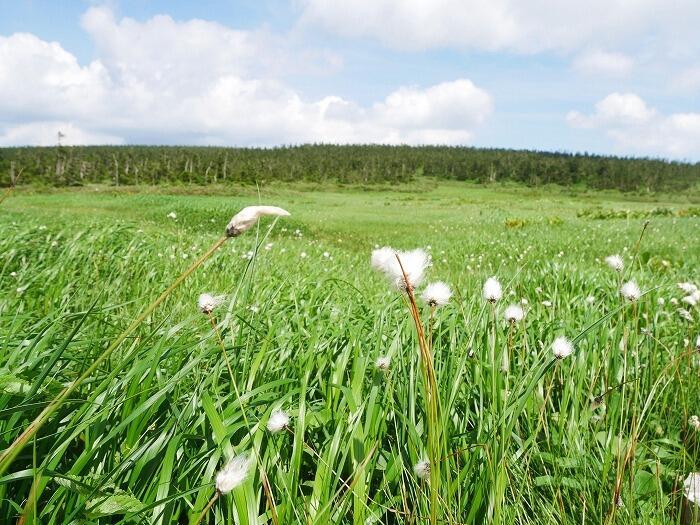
[1,144,699,192]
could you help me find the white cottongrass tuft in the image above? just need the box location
[504,304,525,323]
[413,459,430,480]
[198,293,223,314]
[678,282,699,295]
[690,415,700,430]
[695,335,700,351]
[372,248,431,290]
[551,336,574,359]
[585,295,596,304]
[215,453,251,494]
[371,246,395,270]
[375,355,391,372]
[421,281,452,307]
[682,295,698,307]
[605,255,624,272]
[620,281,641,301]
[483,277,502,303]
[267,409,290,433]
[226,206,290,237]
[541,300,553,308]
[685,472,700,505]
[167,211,177,219]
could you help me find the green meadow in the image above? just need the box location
[0,181,698,524]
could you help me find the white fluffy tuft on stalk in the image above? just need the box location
[483,277,502,303]
[689,415,700,430]
[605,255,624,272]
[267,409,290,433]
[198,293,224,314]
[620,281,641,302]
[215,453,251,494]
[413,459,431,480]
[551,336,574,359]
[371,247,431,290]
[504,304,525,323]
[421,281,452,307]
[678,282,699,295]
[370,246,395,271]
[375,355,391,372]
[226,206,290,237]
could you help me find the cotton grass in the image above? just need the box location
[421,281,452,307]
[551,336,574,359]
[216,453,251,494]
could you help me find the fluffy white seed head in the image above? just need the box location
[372,248,431,290]
[226,206,290,237]
[690,415,700,430]
[685,472,700,505]
[375,356,391,371]
[483,277,502,303]
[198,293,223,314]
[421,281,452,307]
[504,304,525,323]
[678,282,699,295]
[267,410,290,433]
[696,335,700,351]
[620,281,641,302]
[215,453,251,494]
[605,255,624,272]
[682,295,698,307]
[413,459,430,480]
[551,336,574,359]
[371,246,395,271]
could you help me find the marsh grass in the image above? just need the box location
[0,186,698,524]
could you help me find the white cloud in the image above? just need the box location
[567,93,700,158]
[572,50,634,77]
[299,0,700,56]
[673,65,700,92]
[0,7,492,146]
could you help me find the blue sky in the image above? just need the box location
[0,0,698,160]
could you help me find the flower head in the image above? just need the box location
[371,246,395,271]
[678,282,699,295]
[504,304,525,323]
[167,211,177,219]
[690,415,700,430]
[421,281,452,307]
[215,453,251,494]
[605,255,624,272]
[375,355,390,372]
[551,336,574,359]
[620,281,641,302]
[226,206,290,237]
[682,295,698,307]
[267,409,290,433]
[372,248,431,290]
[198,293,223,314]
[685,472,700,505]
[413,459,430,480]
[483,277,502,303]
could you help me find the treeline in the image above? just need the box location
[1,145,698,192]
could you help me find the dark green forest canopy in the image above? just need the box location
[2,144,699,192]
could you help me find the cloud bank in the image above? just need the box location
[0,7,492,147]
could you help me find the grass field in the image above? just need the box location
[0,181,698,524]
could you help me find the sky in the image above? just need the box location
[0,0,699,160]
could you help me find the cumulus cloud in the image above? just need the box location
[572,50,634,77]
[0,7,492,146]
[567,93,700,158]
[299,0,700,55]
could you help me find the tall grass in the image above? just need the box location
[0,188,698,524]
